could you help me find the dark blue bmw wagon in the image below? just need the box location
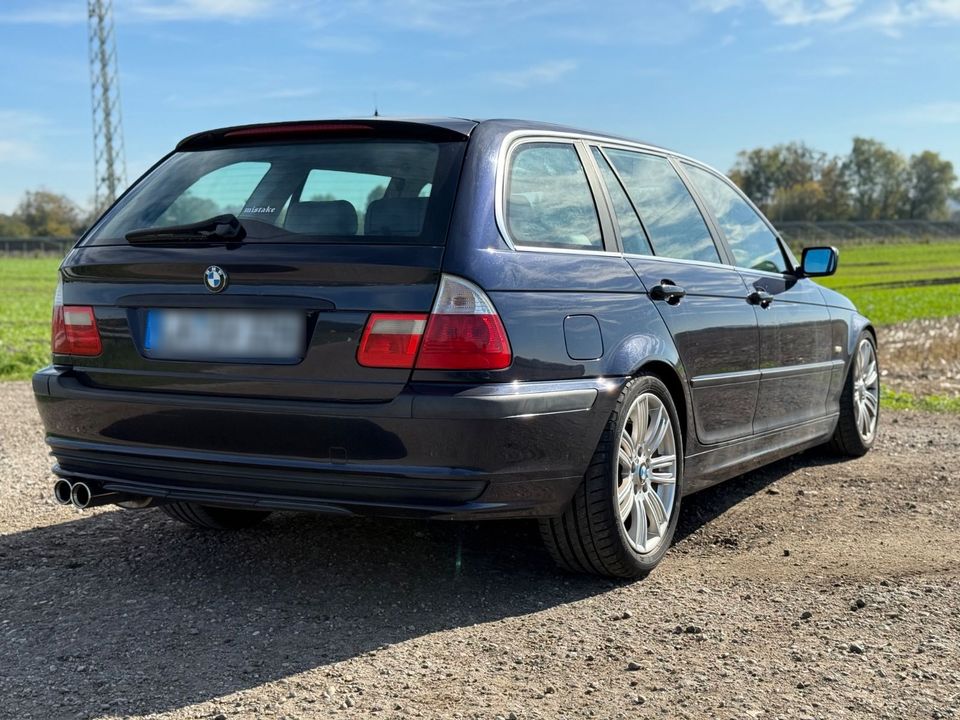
[33,118,878,577]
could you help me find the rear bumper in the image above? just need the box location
[33,367,623,519]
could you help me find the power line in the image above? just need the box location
[88,0,126,212]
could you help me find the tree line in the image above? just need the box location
[729,137,959,223]
[0,190,93,238]
[1,138,957,238]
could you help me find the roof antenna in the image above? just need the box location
[373,92,379,117]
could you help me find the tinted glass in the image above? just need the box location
[87,140,462,245]
[155,161,270,227]
[591,147,652,255]
[506,142,603,250]
[683,163,788,274]
[604,148,719,264]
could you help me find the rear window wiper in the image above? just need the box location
[125,214,246,244]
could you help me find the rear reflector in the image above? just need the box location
[356,275,512,371]
[357,313,428,368]
[52,304,102,356]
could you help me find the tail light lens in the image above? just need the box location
[355,275,512,371]
[52,283,102,356]
[357,313,428,368]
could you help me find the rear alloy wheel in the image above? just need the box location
[161,502,272,530]
[540,375,683,578]
[831,333,879,457]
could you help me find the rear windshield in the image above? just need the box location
[85,139,465,245]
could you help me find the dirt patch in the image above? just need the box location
[879,316,960,398]
[1,381,958,720]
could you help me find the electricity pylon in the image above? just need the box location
[88,0,126,211]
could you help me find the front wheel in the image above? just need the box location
[830,333,879,457]
[540,375,683,579]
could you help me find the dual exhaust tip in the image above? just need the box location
[53,478,151,510]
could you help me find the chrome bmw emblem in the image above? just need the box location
[204,265,227,293]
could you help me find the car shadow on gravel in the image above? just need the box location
[674,446,848,545]
[0,448,850,718]
[0,507,614,717]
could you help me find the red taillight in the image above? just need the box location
[357,313,427,368]
[355,275,512,371]
[52,304,102,357]
[417,314,511,370]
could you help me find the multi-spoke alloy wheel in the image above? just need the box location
[539,375,684,578]
[852,338,879,443]
[831,332,879,457]
[616,393,677,554]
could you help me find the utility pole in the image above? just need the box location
[88,0,126,212]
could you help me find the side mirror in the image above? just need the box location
[800,246,838,277]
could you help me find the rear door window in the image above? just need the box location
[505,142,603,250]
[590,147,653,255]
[682,163,789,274]
[604,148,719,264]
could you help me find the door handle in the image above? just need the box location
[748,289,774,308]
[650,281,686,305]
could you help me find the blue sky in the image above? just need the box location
[0,0,958,213]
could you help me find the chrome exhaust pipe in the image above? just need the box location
[53,479,73,506]
[69,481,154,510]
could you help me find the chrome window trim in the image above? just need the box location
[497,134,608,254]
[494,129,804,281]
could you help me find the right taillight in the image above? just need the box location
[416,275,512,370]
[51,281,102,357]
[355,275,512,371]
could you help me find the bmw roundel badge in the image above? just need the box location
[204,265,227,293]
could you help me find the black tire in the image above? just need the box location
[160,502,272,530]
[539,375,684,579]
[830,332,879,457]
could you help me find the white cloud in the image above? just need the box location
[0,110,49,166]
[893,101,960,124]
[759,0,860,24]
[487,60,578,89]
[861,0,960,35]
[697,0,960,30]
[128,0,278,21]
[0,0,286,24]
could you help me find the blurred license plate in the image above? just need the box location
[144,309,304,361]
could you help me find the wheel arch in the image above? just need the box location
[634,359,690,452]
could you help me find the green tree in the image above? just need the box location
[842,137,909,220]
[905,150,956,220]
[0,213,30,237]
[729,142,824,211]
[14,190,84,237]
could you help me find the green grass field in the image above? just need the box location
[0,241,958,382]
[0,256,61,381]
[815,241,960,325]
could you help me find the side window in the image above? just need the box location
[156,161,270,227]
[682,163,788,273]
[604,149,719,264]
[505,142,603,250]
[591,147,653,256]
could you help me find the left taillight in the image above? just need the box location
[52,282,102,357]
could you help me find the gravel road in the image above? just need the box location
[1,380,958,720]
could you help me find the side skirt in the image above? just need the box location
[682,414,838,495]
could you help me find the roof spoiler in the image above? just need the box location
[176,118,476,151]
